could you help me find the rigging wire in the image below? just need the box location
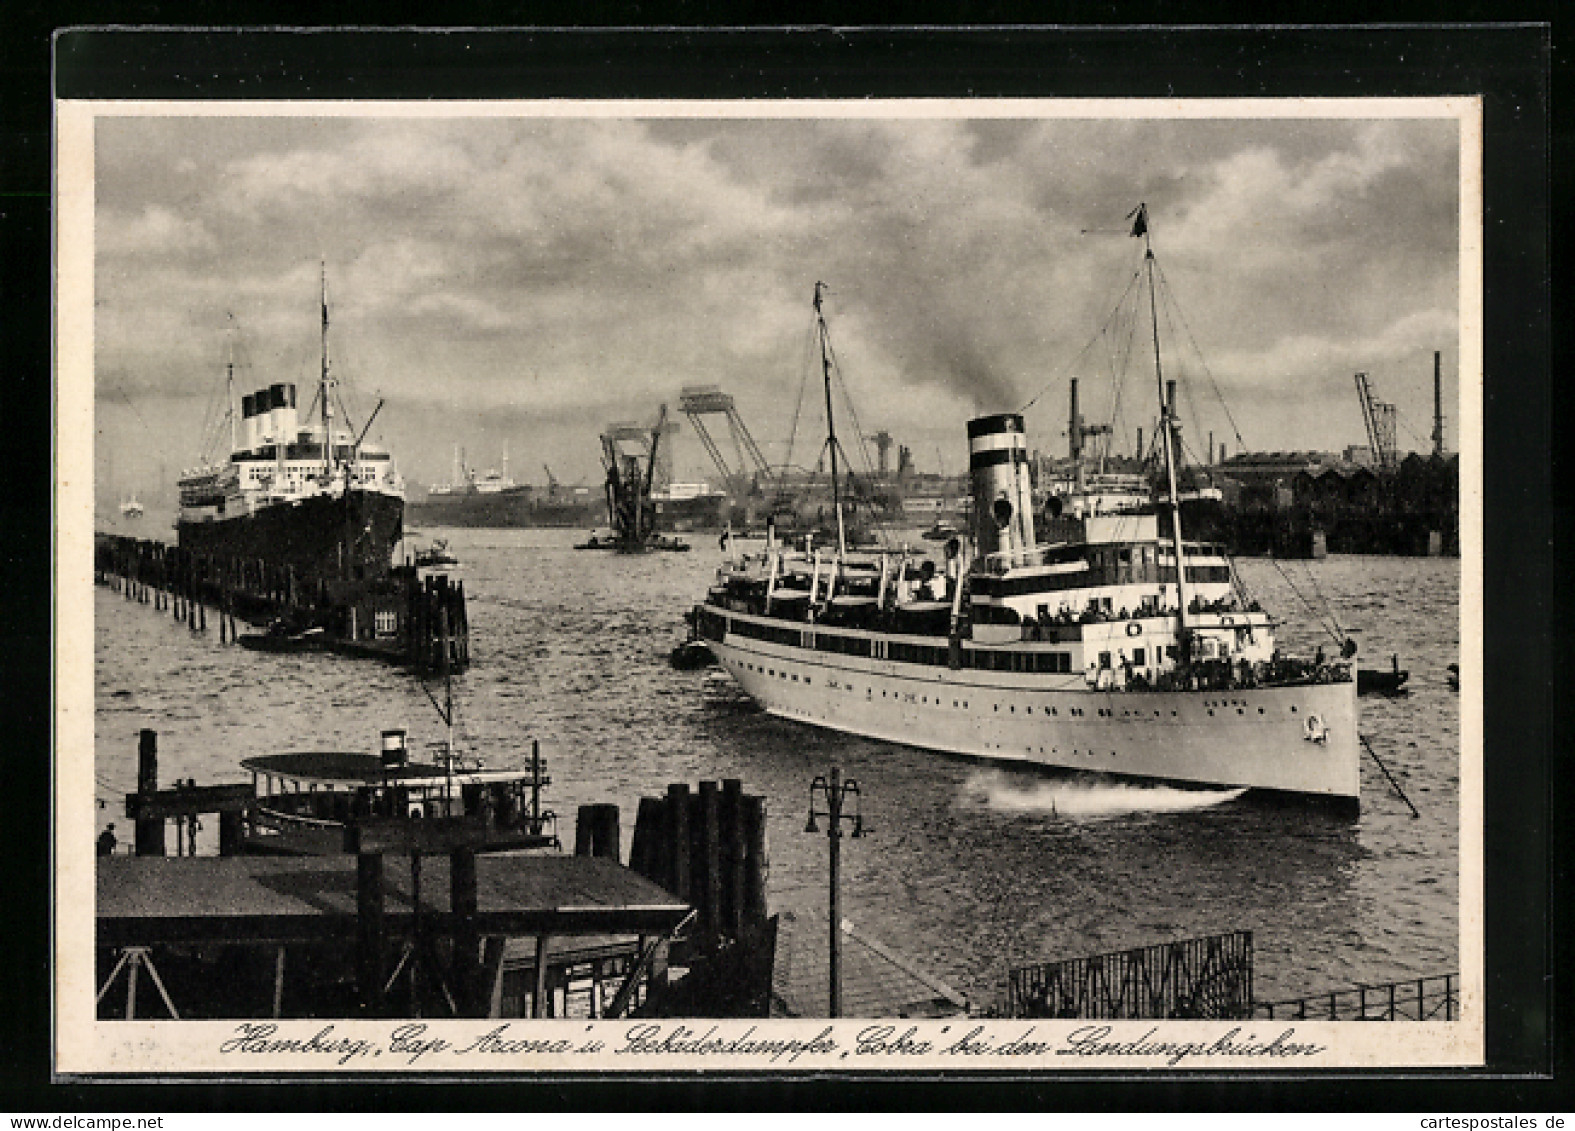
[1151,257,1250,455]
[1018,245,1147,415]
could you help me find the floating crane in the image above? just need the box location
[597,405,684,551]
[1354,371,1398,470]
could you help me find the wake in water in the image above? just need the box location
[962,769,1245,820]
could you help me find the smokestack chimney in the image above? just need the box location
[1432,351,1445,457]
[1166,379,1178,419]
[968,414,1036,564]
[1069,378,1082,461]
[1136,427,1144,461]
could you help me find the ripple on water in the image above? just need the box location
[91,534,1460,1006]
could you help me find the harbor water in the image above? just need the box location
[92,524,1461,1007]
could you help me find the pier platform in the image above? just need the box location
[98,853,690,946]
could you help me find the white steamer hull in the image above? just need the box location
[706,629,1359,804]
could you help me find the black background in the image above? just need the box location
[2,15,1560,1112]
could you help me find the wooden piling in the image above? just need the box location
[134,730,165,857]
[742,794,768,930]
[356,852,386,1016]
[698,780,721,942]
[722,778,746,941]
[450,847,479,1015]
[574,804,621,861]
[665,783,691,901]
[629,796,664,879]
[218,809,245,856]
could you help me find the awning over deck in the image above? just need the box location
[241,751,531,788]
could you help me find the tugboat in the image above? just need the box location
[1357,654,1410,696]
[176,265,404,585]
[690,212,1360,807]
[414,538,461,571]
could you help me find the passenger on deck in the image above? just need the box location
[96,824,117,857]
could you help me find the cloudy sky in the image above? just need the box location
[91,108,1462,507]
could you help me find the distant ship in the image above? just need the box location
[407,453,601,528]
[692,214,1359,806]
[119,494,144,519]
[176,267,405,584]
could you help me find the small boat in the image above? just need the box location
[576,529,690,553]
[1358,655,1410,696]
[415,538,461,569]
[119,494,144,519]
[669,638,716,669]
[237,623,331,653]
[241,731,559,856]
[1446,662,1460,691]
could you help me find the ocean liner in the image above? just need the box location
[177,268,405,582]
[692,210,1360,805]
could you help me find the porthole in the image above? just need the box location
[1207,709,1215,716]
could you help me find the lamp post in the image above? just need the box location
[805,766,866,1018]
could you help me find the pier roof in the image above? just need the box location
[98,854,690,946]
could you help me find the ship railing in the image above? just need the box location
[1253,974,1458,1021]
[253,803,343,832]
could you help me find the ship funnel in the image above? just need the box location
[240,392,258,452]
[264,383,298,450]
[968,413,1036,564]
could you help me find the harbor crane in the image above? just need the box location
[1354,371,1398,470]
[600,404,670,547]
[865,430,894,476]
[679,385,771,498]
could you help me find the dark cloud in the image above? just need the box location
[90,110,1463,506]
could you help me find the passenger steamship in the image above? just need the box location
[177,269,405,582]
[691,211,1360,806]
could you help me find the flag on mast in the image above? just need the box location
[1128,203,1148,238]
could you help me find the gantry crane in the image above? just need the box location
[678,385,771,498]
[1354,371,1398,470]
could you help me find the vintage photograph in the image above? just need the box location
[57,97,1481,1073]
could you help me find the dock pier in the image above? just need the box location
[94,532,469,673]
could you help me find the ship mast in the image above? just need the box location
[319,262,334,479]
[1133,204,1194,633]
[814,281,848,558]
[225,319,238,454]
